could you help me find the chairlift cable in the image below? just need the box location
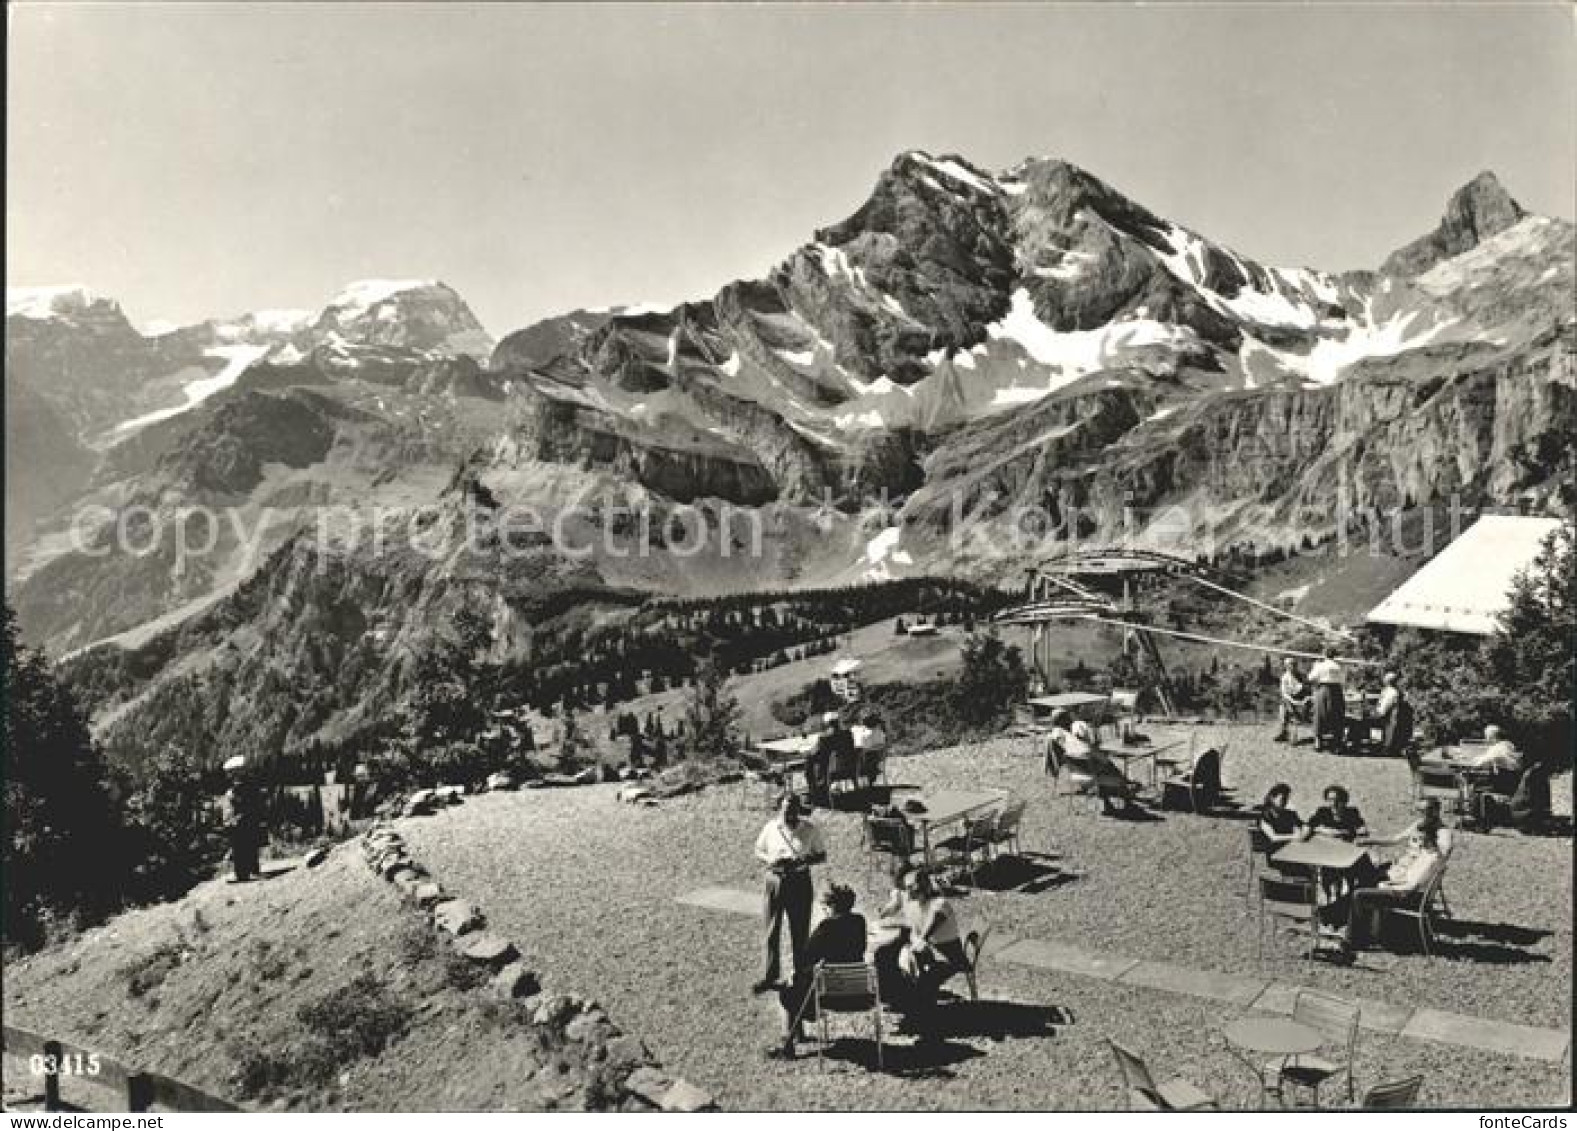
[1176,572,1355,642]
[1075,614,1380,667]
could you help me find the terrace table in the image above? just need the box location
[1271,836,1371,890]
[1223,1016,1323,1108]
[901,789,1005,869]
[1027,692,1110,720]
[1108,738,1188,791]
[749,734,821,796]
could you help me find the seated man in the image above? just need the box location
[1051,709,1139,816]
[874,869,968,1024]
[1463,725,1525,825]
[771,883,868,1059]
[852,714,888,789]
[806,712,851,806]
[1344,825,1445,949]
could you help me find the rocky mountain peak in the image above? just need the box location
[5,285,137,339]
[1381,170,1528,278]
[312,279,493,358]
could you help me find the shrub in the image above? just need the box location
[235,974,412,1098]
[952,632,1028,727]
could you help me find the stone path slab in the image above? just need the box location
[1117,959,1268,1006]
[676,886,760,917]
[1402,1008,1570,1064]
[994,937,1141,981]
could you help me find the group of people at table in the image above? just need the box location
[751,793,970,1060]
[1258,782,1452,954]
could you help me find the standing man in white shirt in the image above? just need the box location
[1274,657,1311,743]
[1307,648,1346,753]
[752,793,827,994]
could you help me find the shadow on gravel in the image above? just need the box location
[926,998,1071,1042]
[1429,918,1555,965]
[810,998,1069,1076]
[967,855,1074,893]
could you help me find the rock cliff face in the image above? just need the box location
[6,153,1573,659]
[1383,172,1529,278]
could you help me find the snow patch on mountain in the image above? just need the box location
[912,153,1001,196]
[113,344,270,433]
[986,288,1197,388]
[774,347,815,367]
[1240,298,1459,386]
[1153,225,1338,330]
[325,279,437,318]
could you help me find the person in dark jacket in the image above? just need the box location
[808,712,854,807]
[771,883,868,1059]
[223,756,265,882]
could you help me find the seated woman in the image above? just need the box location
[1258,783,1311,864]
[1307,784,1369,897]
[1050,708,1139,816]
[772,882,869,1059]
[1309,784,1368,841]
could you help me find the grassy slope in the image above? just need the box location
[2,849,598,1112]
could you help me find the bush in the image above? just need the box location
[952,632,1028,727]
[235,974,412,1098]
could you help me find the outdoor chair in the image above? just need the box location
[1414,765,1468,823]
[1351,863,1446,956]
[1360,1075,1424,1109]
[1045,738,1099,813]
[864,815,919,883]
[985,798,1029,859]
[1470,764,1547,832]
[961,924,992,1002]
[1161,745,1224,814]
[1106,1039,1219,1111]
[1105,687,1142,742]
[1245,825,1275,905]
[1402,742,1424,795]
[934,814,997,888]
[1257,873,1319,962]
[1269,990,1359,1106]
[791,961,885,1070]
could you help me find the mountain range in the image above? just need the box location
[5,151,1573,764]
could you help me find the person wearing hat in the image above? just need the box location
[223,756,265,882]
[752,793,827,994]
[769,882,867,1059]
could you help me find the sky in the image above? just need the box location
[8,2,1575,336]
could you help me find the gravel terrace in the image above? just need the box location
[400,724,1574,1110]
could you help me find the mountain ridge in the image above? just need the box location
[6,152,1573,663]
